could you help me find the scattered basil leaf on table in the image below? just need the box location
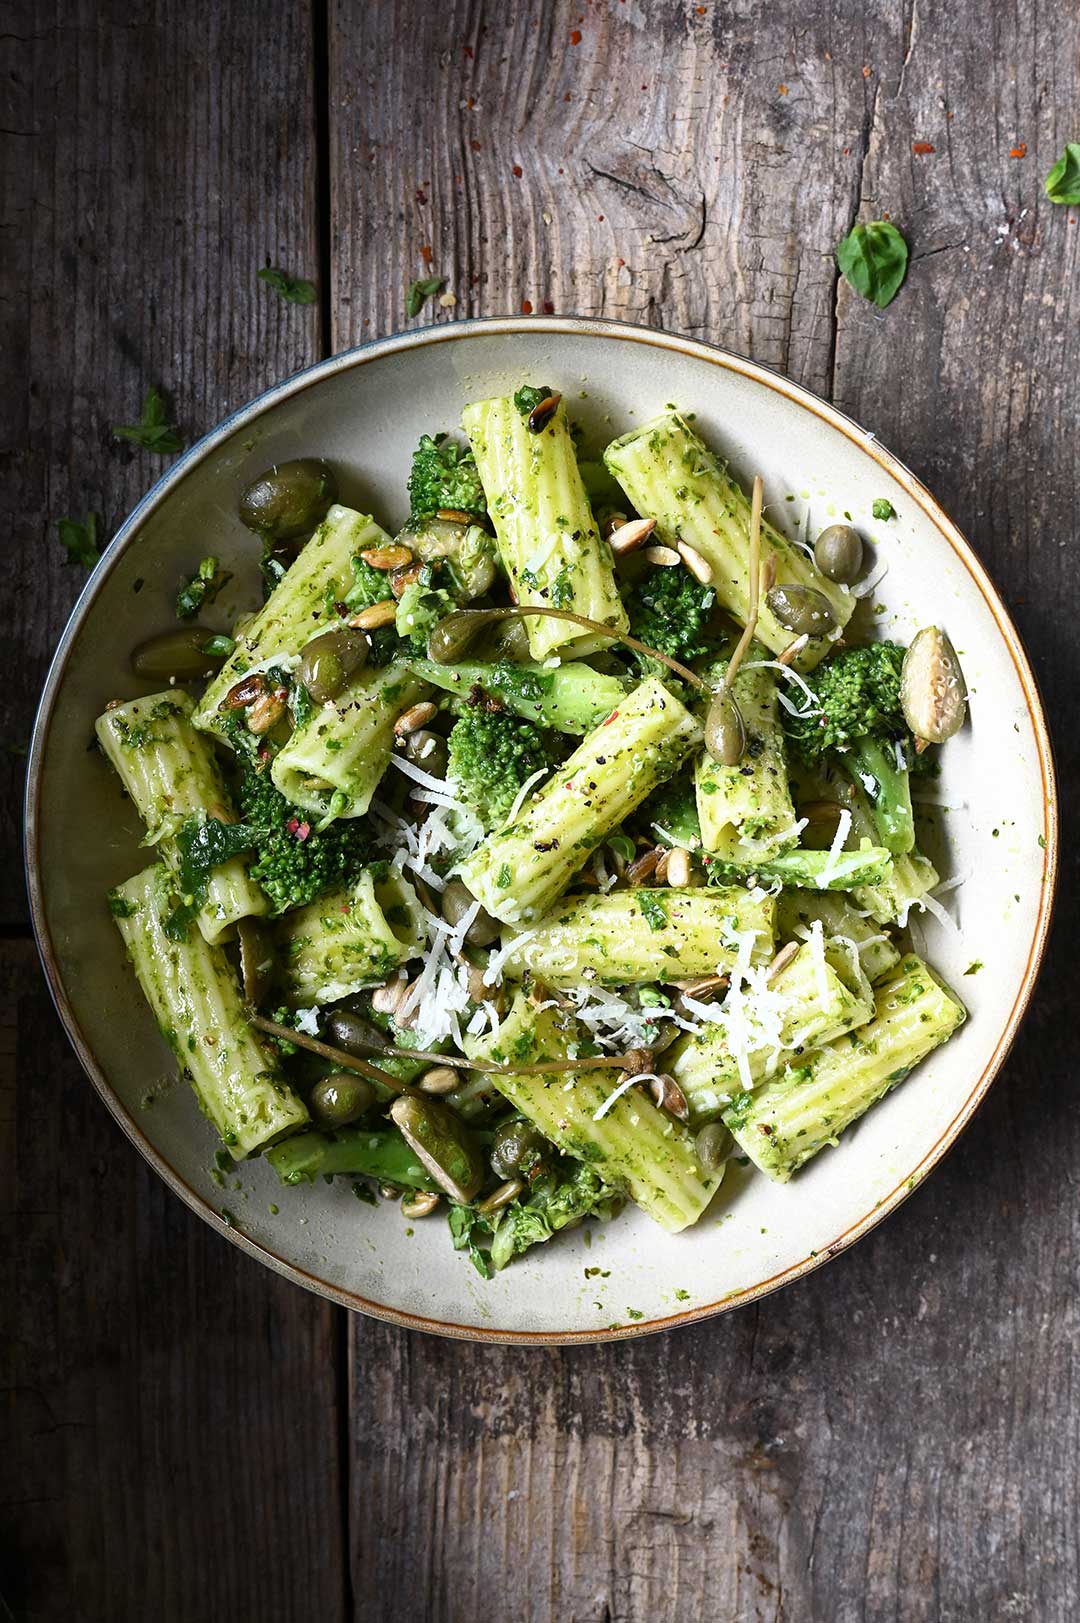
[1045,143,1080,205]
[57,512,102,568]
[258,265,318,304]
[113,386,183,454]
[836,221,909,309]
[406,276,447,318]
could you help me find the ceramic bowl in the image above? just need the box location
[26,317,1057,1343]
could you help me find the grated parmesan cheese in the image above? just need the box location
[817,808,853,889]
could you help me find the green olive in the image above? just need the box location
[404,729,448,778]
[325,1009,389,1058]
[389,1095,486,1203]
[440,878,499,946]
[490,1117,549,1181]
[427,609,499,664]
[766,584,838,638]
[238,458,337,542]
[130,627,232,680]
[310,1071,378,1128]
[399,518,497,603]
[298,626,370,704]
[814,523,864,584]
[695,1122,729,1176]
[704,690,746,766]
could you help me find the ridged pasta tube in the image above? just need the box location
[96,690,267,943]
[502,885,775,988]
[458,677,701,925]
[776,889,901,984]
[723,955,966,1180]
[110,865,308,1156]
[462,393,628,659]
[193,505,390,738]
[695,665,798,860]
[464,991,721,1233]
[603,411,853,666]
[277,871,425,1004]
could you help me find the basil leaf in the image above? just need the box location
[113,386,184,454]
[258,265,318,305]
[56,512,101,568]
[836,221,909,309]
[176,555,231,619]
[1045,143,1080,206]
[405,276,446,318]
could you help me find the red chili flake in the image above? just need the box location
[617,257,625,267]
[1010,143,1027,158]
[420,244,433,265]
[842,146,850,155]
[295,822,311,842]
[862,64,872,78]
[602,710,619,725]
[340,902,350,913]
[570,29,582,43]
[521,299,533,314]
[415,188,427,205]
[286,817,299,835]
[696,4,705,11]
[466,96,475,109]
[512,164,523,178]
[597,213,604,221]
[912,141,935,155]
[463,43,474,58]
[470,139,481,152]
[542,299,555,314]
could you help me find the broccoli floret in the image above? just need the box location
[784,642,921,855]
[232,759,369,914]
[446,707,555,831]
[625,565,717,668]
[407,433,487,522]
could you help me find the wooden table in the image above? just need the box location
[3,3,1076,1618]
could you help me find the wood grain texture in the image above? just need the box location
[1,4,345,1620]
[332,2,1079,1620]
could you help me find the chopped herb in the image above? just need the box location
[352,1181,377,1206]
[258,265,318,304]
[638,891,668,932]
[1045,143,1080,206]
[57,513,102,568]
[836,220,909,309]
[406,275,447,318]
[220,1208,239,1228]
[674,1288,690,1301]
[513,384,554,416]
[106,889,138,918]
[626,1307,644,1321]
[497,862,512,888]
[113,385,183,454]
[963,960,984,976]
[872,498,896,521]
[176,555,231,619]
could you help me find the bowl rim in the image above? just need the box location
[25,314,1059,1345]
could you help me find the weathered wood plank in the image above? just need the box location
[332,2,1079,1620]
[0,0,321,925]
[2,3,346,1617]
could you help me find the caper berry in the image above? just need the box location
[130,627,232,681]
[704,689,746,766]
[490,1117,548,1181]
[695,1122,729,1176]
[766,584,838,638]
[298,626,370,704]
[404,728,448,778]
[325,1009,388,1058]
[440,878,500,946]
[238,458,337,542]
[310,1071,378,1128]
[427,609,497,664]
[814,523,864,585]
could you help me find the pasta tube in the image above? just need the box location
[271,661,427,821]
[96,690,267,943]
[846,782,938,925]
[458,677,701,925]
[462,392,628,659]
[695,664,798,860]
[723,955,966,1180]
[603,411,853,666]
[465,991,721,1232]
[669,937,873,1125]
[110,865,308,1156]
[776,889,901,984]
[502,886,775,988]
[277,871,425,1004]
[193,505,390,738]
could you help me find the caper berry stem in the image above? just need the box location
[703,474,764,766]
[717,472,764,701]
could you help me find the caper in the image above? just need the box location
[814,523,864,584]
[704,689,747,766]
[900,626,967,743]
[766,584,838,638]
[490,1117,549,1181]
[404,729,448,778]
[695,1122,729,1176]
[389,1095,486,1203]
[440,878,499,946]
[325,1009,389,1058]
[238,457,337,542]
[480,614,533,663]
[130,627,232,681]
[310,1071,378,1128]
[298,626,370,704]
[427,609,498,663]
[398,517,497,602]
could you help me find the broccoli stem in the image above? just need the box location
[265,1126,437,1190]
[707,845,893,891]
[838,738,914,855]
[406,657,626,734]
